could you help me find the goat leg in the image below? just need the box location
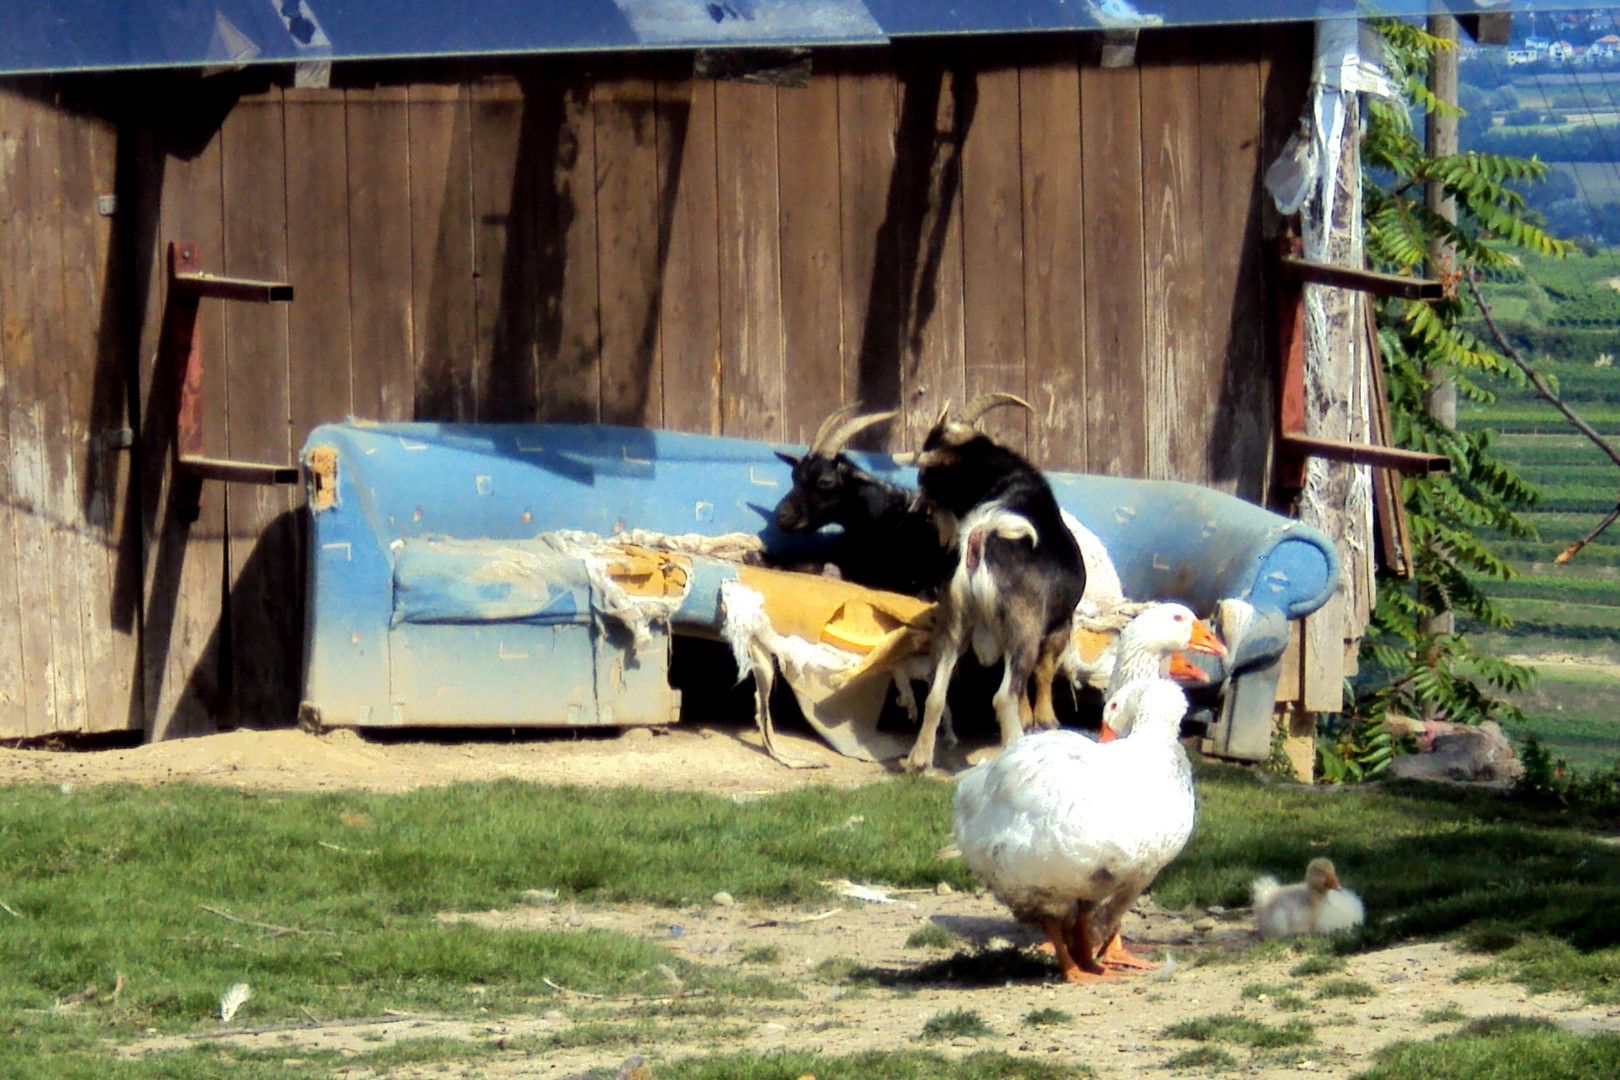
[992,655,1029,750]
[903,645,960,773]
[749,644,821,770]
[1027,626,1069,731]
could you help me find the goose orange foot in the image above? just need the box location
[1097,931,1159,972]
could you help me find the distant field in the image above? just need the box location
[1550,161,1620,206]
[1431,243,1620,768]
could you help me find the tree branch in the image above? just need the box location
[1464,270,1620,561]
[1465,270,1620,471]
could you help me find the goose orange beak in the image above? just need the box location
[1098,723,1118,744]
[1188,618,1227,657]
[1167,651,1205,683]
[1323,868,1341,890]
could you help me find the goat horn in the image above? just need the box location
[961,392,1034,426]
[819,408,898,456]
[809,404,862,454]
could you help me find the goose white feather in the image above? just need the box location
[1253,858,1365,939]
[952,676,1196,982]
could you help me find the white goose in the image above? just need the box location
[951,604,1222,983]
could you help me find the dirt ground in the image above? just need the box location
[8,720,1620,1078]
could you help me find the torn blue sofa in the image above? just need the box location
[298,421,1339,762]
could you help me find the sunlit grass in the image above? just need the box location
[1359,1016,1620,1080]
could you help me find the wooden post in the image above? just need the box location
[1422,12,1459,639]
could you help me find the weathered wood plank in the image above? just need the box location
[1198,33,1269,500]
[714,79,783,441]
[654,67,720,434]
[284,89,354,438]
[56,100,140,732]
[1139,34,1209,483]
[0,86,37,733]
[221,87,299,728]
[532,68,601,423]
[408,83,476,421]
[1018,39,1086,474]
[5,90,88,734]
[1079,60,1146,477]
[837,49,901,443]
[960,48,1027,456]
[141,86,230,740]
[346,87,415,422]
[894,50,966,449]
[468,77,533,421]
[594,62,663,428]
[776,62,845,445]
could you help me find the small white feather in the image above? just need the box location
[219,981,251,1023]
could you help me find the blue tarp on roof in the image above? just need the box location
[1,2,1614,77]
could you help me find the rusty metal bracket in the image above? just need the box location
[167,241,297,519]
[1277,254,1445,301]
[1274,238,1451,490]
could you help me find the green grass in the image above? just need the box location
[1478,575,1620,606]
[905,923,961,950]
[1290,954,1349,977]
[1163,1045,1239,1070]
[4,770,1620,1074]
[1022,1006,1073,1027]
[919,1008,997,1041]
[1422,1004,1469,1024]
[1359,1017,1620,1080]
[1476,597,1620,636]
[1314,978,1377,1000]
[1242,982,1310,1011]
[1161,1014,1315,1048]
[655,1051,1092,1079]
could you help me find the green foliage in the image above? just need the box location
[1346,21,1579,755]
[1315,711,1399,785]
[1514,736,1620,814]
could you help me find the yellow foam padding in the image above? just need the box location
[1072,626,1114,664]
[603,546,691,597]
[733,565,935,652]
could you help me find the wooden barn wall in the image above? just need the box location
[0,26,1313,738]
[0,83,139,738]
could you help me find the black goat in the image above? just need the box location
[901,395,1087,772]
[771,405,945,597]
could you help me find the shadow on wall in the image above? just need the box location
[852,54,979,450]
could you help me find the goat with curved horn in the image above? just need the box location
[961,392,1035,426]
[768,404,944,599]
[815,407,899,456]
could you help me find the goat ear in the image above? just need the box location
[774,450,801,468]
